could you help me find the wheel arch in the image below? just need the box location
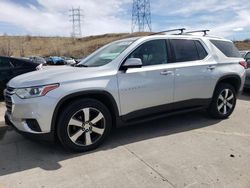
[51,90,120,134]
[215,74,242,94]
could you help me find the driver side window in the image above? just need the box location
[128,40,168,66]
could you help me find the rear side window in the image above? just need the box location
[0,58,12,69]
[195,41,208,59]
[10,59,24,68]
[210,40,241,58]
[170,39,204,62]
[245,52,250,59]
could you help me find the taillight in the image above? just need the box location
[239,61,247,69]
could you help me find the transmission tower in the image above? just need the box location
[69,7,83,38]
[131,0,152,32]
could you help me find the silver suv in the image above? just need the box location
[4,30,247,152]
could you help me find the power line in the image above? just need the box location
[132,0,152,32]
[69,7,83,38]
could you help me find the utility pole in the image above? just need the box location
[69,7,83,38]
[131,0,152,32]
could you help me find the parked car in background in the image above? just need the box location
[62,57,76,65]
[240,51,250,59]
[29,56,47,65]
[75,56,87,64]
[240,51,250,89]
[0,56,42,97]
[45,56,67,65]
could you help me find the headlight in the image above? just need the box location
[15,84,59,99]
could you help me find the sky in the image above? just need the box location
[0,0,249,40]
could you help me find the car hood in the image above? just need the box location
[8,66,115,88]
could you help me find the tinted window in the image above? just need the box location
[245,52,250,59]
[128,40,167,66]
[11,59,24,68]
[0,58,11,69]
[170,39,199,62]
[210,40,241,58]
[195,41,208,59]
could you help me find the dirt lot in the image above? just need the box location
[0,93,250,188]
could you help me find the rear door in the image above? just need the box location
[169,39,217,103]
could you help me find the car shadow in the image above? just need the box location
[238,90,250,101]
[0,110,221,176]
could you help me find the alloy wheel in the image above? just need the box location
[217,88,235,115]
[67,107,106,146]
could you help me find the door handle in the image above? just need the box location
[207,65,216,70]
[160,70,173,76]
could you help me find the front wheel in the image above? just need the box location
[208,83,237,119]
[57,99,112,152]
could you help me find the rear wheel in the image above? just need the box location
[208,83,236,119]
[57,99,112,152]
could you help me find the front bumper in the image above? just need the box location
[4,88,58,134]
[5,113,54,141]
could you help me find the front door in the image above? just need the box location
[117,39,175,120]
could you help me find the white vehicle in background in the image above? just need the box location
[29,56,47,65]
[62,57,76,65]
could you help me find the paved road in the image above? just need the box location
[0,93,250,188]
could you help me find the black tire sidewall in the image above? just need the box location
[57,98,112,152]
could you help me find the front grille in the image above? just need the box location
[4,87,15,114]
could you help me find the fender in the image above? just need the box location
[50,90,120,132]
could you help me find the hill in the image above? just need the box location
[0,33,149,58]
[0,33,249,58]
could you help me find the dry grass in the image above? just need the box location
[235,41,250,51]
[0,33,150,58]
[0,33,249,58]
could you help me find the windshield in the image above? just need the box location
[78,39,135,67]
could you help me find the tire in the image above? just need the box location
[208,83,237,119]
[57,98,112,152]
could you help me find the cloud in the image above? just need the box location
[0,0,131,36]
[233,28,244,32]
[151,0,250,39]
[0,0,249,40]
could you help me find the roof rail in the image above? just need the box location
[185,30,210,36]
[150,28,186,36]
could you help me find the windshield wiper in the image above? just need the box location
[74,64,89,67]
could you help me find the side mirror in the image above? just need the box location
[121,58,142,70]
